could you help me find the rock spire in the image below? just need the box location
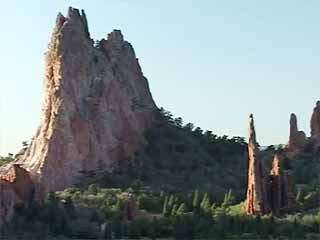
[288,113,306,150]
[311,101,320,138]
[245,114,270,215]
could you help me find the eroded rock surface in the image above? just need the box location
[19,7,156,193]
[0,7,156,223]
[288,113,306,150]
[311,101,320,139]
[245,114,270,215]
[0,164,34,224]
[245,117,295,216]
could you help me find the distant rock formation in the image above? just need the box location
[311,101,320,138]
[288,113,306,150]
[0,7,156,224]
[245,115,294,215]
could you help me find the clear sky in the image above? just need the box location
[0,0,319,155]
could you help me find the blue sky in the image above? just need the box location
[1,0,319,155]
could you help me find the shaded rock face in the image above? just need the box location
[311,101,320,138]
[268,155,294,214]
[288,113,306,150]
[0,165,34,224]
[269,154,281,215]
[0,7,156,223]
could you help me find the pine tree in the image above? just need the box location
[162,195,169,216]
[168,195,175,211]
[222,189,235,208]
[200,192,210,215]
[176,203,186,216]
[192,190,199,211]
[171,204,178,216]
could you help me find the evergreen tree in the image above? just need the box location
[162,196,169,216]
[168,195,175,211]
[222,189,235,208]
[200,192,210,215]
[176,203,186,216]
[171,204,178,216]
[192,190,199,211]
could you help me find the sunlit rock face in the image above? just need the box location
[245,114,270,215]
[19,7,156,193]
[0,7,156,223]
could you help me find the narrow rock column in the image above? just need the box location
[269,154,281,214]
[311,101,320,138]
[245,114,270,215]
[288,113,306,150]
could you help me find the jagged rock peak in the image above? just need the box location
[53,7,91,39]
[107,29,124,43]
[311,100,320,138]
[248,114,258,147]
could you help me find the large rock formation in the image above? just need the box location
[245,114,270,215]
[288,113,306,150]
[0,7,156,223]
[20,7,156,192]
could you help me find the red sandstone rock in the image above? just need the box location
[0,164,34,224]
[269,154,282,214]
[18,7,156,193]
[288,113,306,150]
[245,114,270,215]
[0,7,156,223]
[311,101,320,138]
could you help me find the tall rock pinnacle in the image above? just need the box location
[311,101,320,138]
[245,114,270,215]
[288,113,306,150]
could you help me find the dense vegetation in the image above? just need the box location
[79,108,248,202]
[1,108,319,239]
[1,186,319,239]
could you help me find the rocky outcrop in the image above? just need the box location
[0,180,21,225]
[0,7,156,223]
[245,114,270,215]
[288,113,306,150]
[245,116,295,216]
[18,7,156,193]
[311,101,320,138]
[0,164,34,224]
